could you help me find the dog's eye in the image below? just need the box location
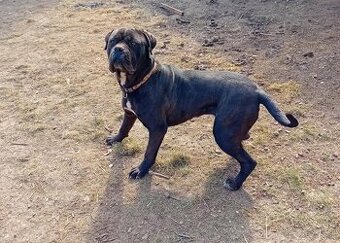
[130,41,137,46]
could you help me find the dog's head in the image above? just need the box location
[104,27,157,74]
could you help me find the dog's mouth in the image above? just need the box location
[109,49,136,74]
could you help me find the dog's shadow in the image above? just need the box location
[87,156,254,242]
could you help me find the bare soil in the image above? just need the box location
[0,0,339,242]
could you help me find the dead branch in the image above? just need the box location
[176,232,193,239]
[160,3,184,16]
[105,149,112,156]
[104,124,113,133]
[149,170,170,180]
[10,142,28,146]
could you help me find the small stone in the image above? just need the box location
[211,36,219,43]
[109,163,113,168]
[128,227,132,233]
[181,56,190,63]
[311,73,318,79]
[209,19,218,27]
[141,233,149,240]
[202,39,213,47]
[303,51,314,58]
[84,196,91,203]
[194,63,207,70]
[160,42,167,49]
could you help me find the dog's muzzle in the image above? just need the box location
[109,45,135,74]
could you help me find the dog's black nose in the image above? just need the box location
[114,46,124,53]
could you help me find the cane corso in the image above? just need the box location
[104,27,298,191]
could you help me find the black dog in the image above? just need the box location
[104,27,298,191]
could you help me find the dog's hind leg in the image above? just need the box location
[213,116,257,191]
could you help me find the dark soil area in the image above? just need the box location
[0,0,339,242]
[131,0,340,118]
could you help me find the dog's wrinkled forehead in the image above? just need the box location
[109,28,145,45]
[105,27,157,54]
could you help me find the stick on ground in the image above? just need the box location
[160,3,184,16]
[176,232,193,239]
[10,142,28,146]
[149,170,170,180]
[104,124,113,133]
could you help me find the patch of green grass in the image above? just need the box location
[289,122,330,142]
[305,189,335,208]
[155,150,191,175]
[22,123,47,135]
[113,137,142,156]
[266,81,300,101]
[280,166,304,191]
[289,210,340,239]
[84,116,107,142]
[249,121,273,147]
[168,152,190,168]
[62,130,82,141]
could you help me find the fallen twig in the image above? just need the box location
[169,217,181,225]
[95,233,107,240]
[265,215,268,239]
[10,142,28,146]
[176,18,190,24]
[98,164,109,174]
[104,124,113,133]
[176,232,193,239]
[203,199,211,211]
[243,233,249,243]
[102,238,117,243]
[105,149,112,156]
[149,170,170,180]
[251,31,284,36]
[160,3,184,16]
[165,193,181,201]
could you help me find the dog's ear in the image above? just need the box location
[104,29,113,50]
[141,30,157,53]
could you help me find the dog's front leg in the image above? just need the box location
[106,112,137,146]
[129,127,167,179]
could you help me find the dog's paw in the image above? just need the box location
[106,135,124,146]
[129,167,148,179]
[224,178,241,191]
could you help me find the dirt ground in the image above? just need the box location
[0,0,339,242]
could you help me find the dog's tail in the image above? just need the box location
[258,90,298,128]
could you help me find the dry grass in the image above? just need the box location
[155,150,191,175]
[266,80,300,100]
[0,0,339,242]
[113,137,142,156]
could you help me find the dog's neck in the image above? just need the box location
[117,57,156,91]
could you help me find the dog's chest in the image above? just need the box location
[122,96,136,116]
